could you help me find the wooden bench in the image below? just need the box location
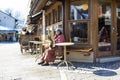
[66,48,93,56]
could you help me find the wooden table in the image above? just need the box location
[55,42,75,69]
[29,41,43,61]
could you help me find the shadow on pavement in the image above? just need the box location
[42,61,120,71]
[93,70,117,76]
[72,61,120,70]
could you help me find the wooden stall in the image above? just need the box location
[28,0,120,63]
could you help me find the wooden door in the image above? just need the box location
[97,0,114,57]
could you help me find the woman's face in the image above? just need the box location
[56,30,60,35]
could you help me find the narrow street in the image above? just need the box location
[0,42,120,80]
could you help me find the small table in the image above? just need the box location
[29,41,43,61]
[55,42,75,69]
[29,41,43,54]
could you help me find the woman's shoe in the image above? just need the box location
[38,61,44,65]
[41,63,49,66]
[60,56,64,60]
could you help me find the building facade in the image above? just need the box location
[28,0,120,63]
[0,10,17,29]
[0,10,18,42]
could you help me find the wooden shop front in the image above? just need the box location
[28,0,120,62]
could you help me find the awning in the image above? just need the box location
[32,10,43,18]
[28,11,43,24]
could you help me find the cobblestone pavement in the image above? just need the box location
[0,42,120,80]
[61,61,120,80]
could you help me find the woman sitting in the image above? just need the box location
[54,29,65,58]
[38,38,55,66]
[38,29,65,66]
[54,29,65,43]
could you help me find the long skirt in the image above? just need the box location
[41,48,55,62]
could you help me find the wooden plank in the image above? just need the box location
[45,2,62,15]
[67,48,93,52]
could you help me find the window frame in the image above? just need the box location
[69,0,91,45]
[68,20,90,45]
[70,0,90,20]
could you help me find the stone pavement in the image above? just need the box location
[0,42,60,80]
[0,42,120,80]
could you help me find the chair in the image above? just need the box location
[20,35,33,53]
[55,46,64,60]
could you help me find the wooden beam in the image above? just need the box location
[112,0,117,55]
[62,0,70,41]
[90,0,98,62]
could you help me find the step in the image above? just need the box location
[97,56,120,63]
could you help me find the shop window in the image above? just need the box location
[38,24,43,39]
[98,2,111,51]
[70,22,88,43]
[46,15,50,26]
[39,24,43,34]
[48,13,51,25]
[46,26,53,39]
[71,0,89,20]
[45,16,48,26]
[53,9,57,23]
[117,4,120,50]
[58,5,62,21]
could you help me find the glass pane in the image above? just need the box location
[58,5,62,21]
[39,24,43,34]
[49,13,51,25]
[98,2,111,51]
[39,24,43,39]
[54,25,63,35]
[45,15,48,26]
[46,27,52,39]
[70,22,88,43]
[53,9,57,23]
[117,4,120,50]
[71,0,89,20]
